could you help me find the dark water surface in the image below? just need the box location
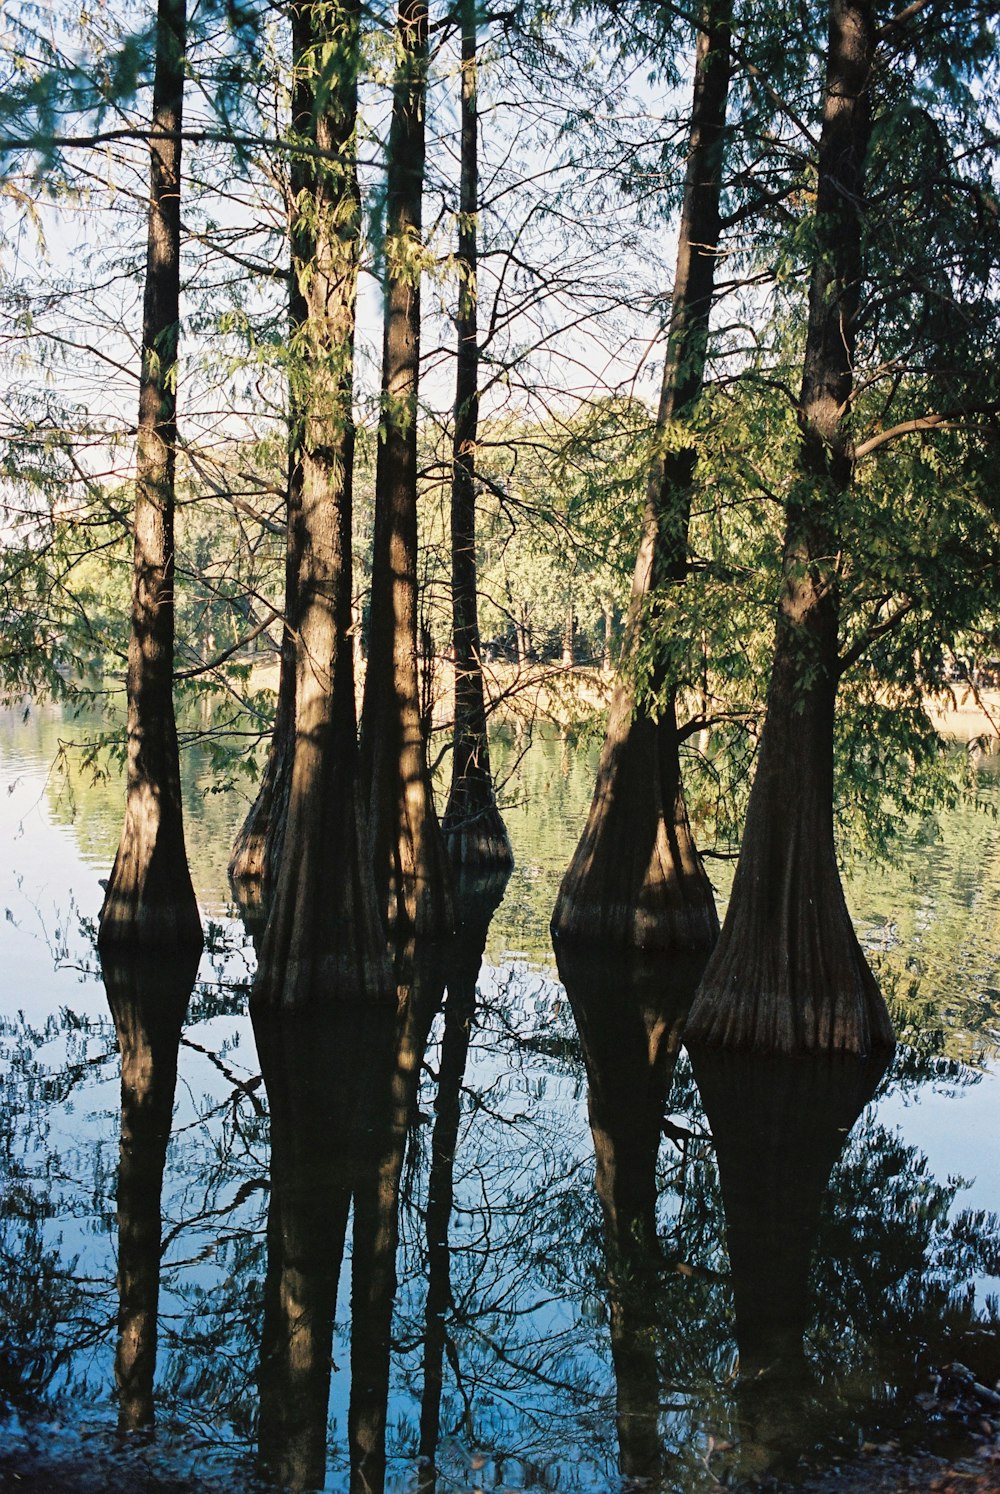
[1,702,999,1492]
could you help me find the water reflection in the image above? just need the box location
[249,870,508,1493]
[103,945,199,1431]
[691,1046,889,1478]
[253,990,388,1490]
[557,944,705,1490]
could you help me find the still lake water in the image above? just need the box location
[1,700,999,1492]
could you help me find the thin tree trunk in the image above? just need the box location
[252,0,390,1010]
[561,600,574,668]
[104,947,197,1431]
[99,0,200,953]
[552,0,731,953]
[227,263,307,912]
[602,603,613,672]
[441,0,512,875]
[360,0,454,938]
[687,0,894,1054]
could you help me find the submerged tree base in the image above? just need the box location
[99,835,203,956]
[552,698,718,953]
[442,785,513,876]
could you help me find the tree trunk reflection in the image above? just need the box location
[103,945,198,1431]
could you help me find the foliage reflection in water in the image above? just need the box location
[1,707,999,1490]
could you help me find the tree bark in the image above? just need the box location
[441,0,513,876]
[360,0,453,939]
[686,0,894,1054]
[227,278,307,912]
[252,0,390,1011]
[104,946,197,1431]
[551,0,731,953]
[99,0,201,954]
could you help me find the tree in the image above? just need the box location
[98,0,202,952]
[687,0,899,1053]
[226,62,310,910]
[251,0,390,1009]
[360,0,454,938]
[441,0,513,875]
[552,0,731,953]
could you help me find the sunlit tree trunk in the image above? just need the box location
[227,286,306,914]
[360,0,453,938]
[441,0,513,876]
[687,0,894,1053]
[99,0,200,953]
[552,0,730,953]
[252,0,389,1010]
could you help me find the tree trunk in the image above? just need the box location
[686,0,894,1054]
[551,0,731,953]
[360,0,453,938]
[441,0,513,875]
[561,600,574,668]
[104,946,197,1431]
[99,0,200,954]
[252,0,390,1011]
[227,255,307,911]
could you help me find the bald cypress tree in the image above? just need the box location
[552,0,731,954]
[99,0,200,953]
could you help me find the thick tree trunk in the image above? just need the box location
[690,1050,888,1472]
[552,0,731,953]
[441,0,513,876]
[99,0,200,954]
[360,0,453,938]
[252,0,390,1010]
[558,945,705,1488]
[686,0,894,1054]
[104,946,197,1431]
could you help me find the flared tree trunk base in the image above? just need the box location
[99,814,202,955]
[685,604,894,1056]
[442,769,513,875]
[552,688,718,954]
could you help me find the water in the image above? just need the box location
[1,701,998,1492]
